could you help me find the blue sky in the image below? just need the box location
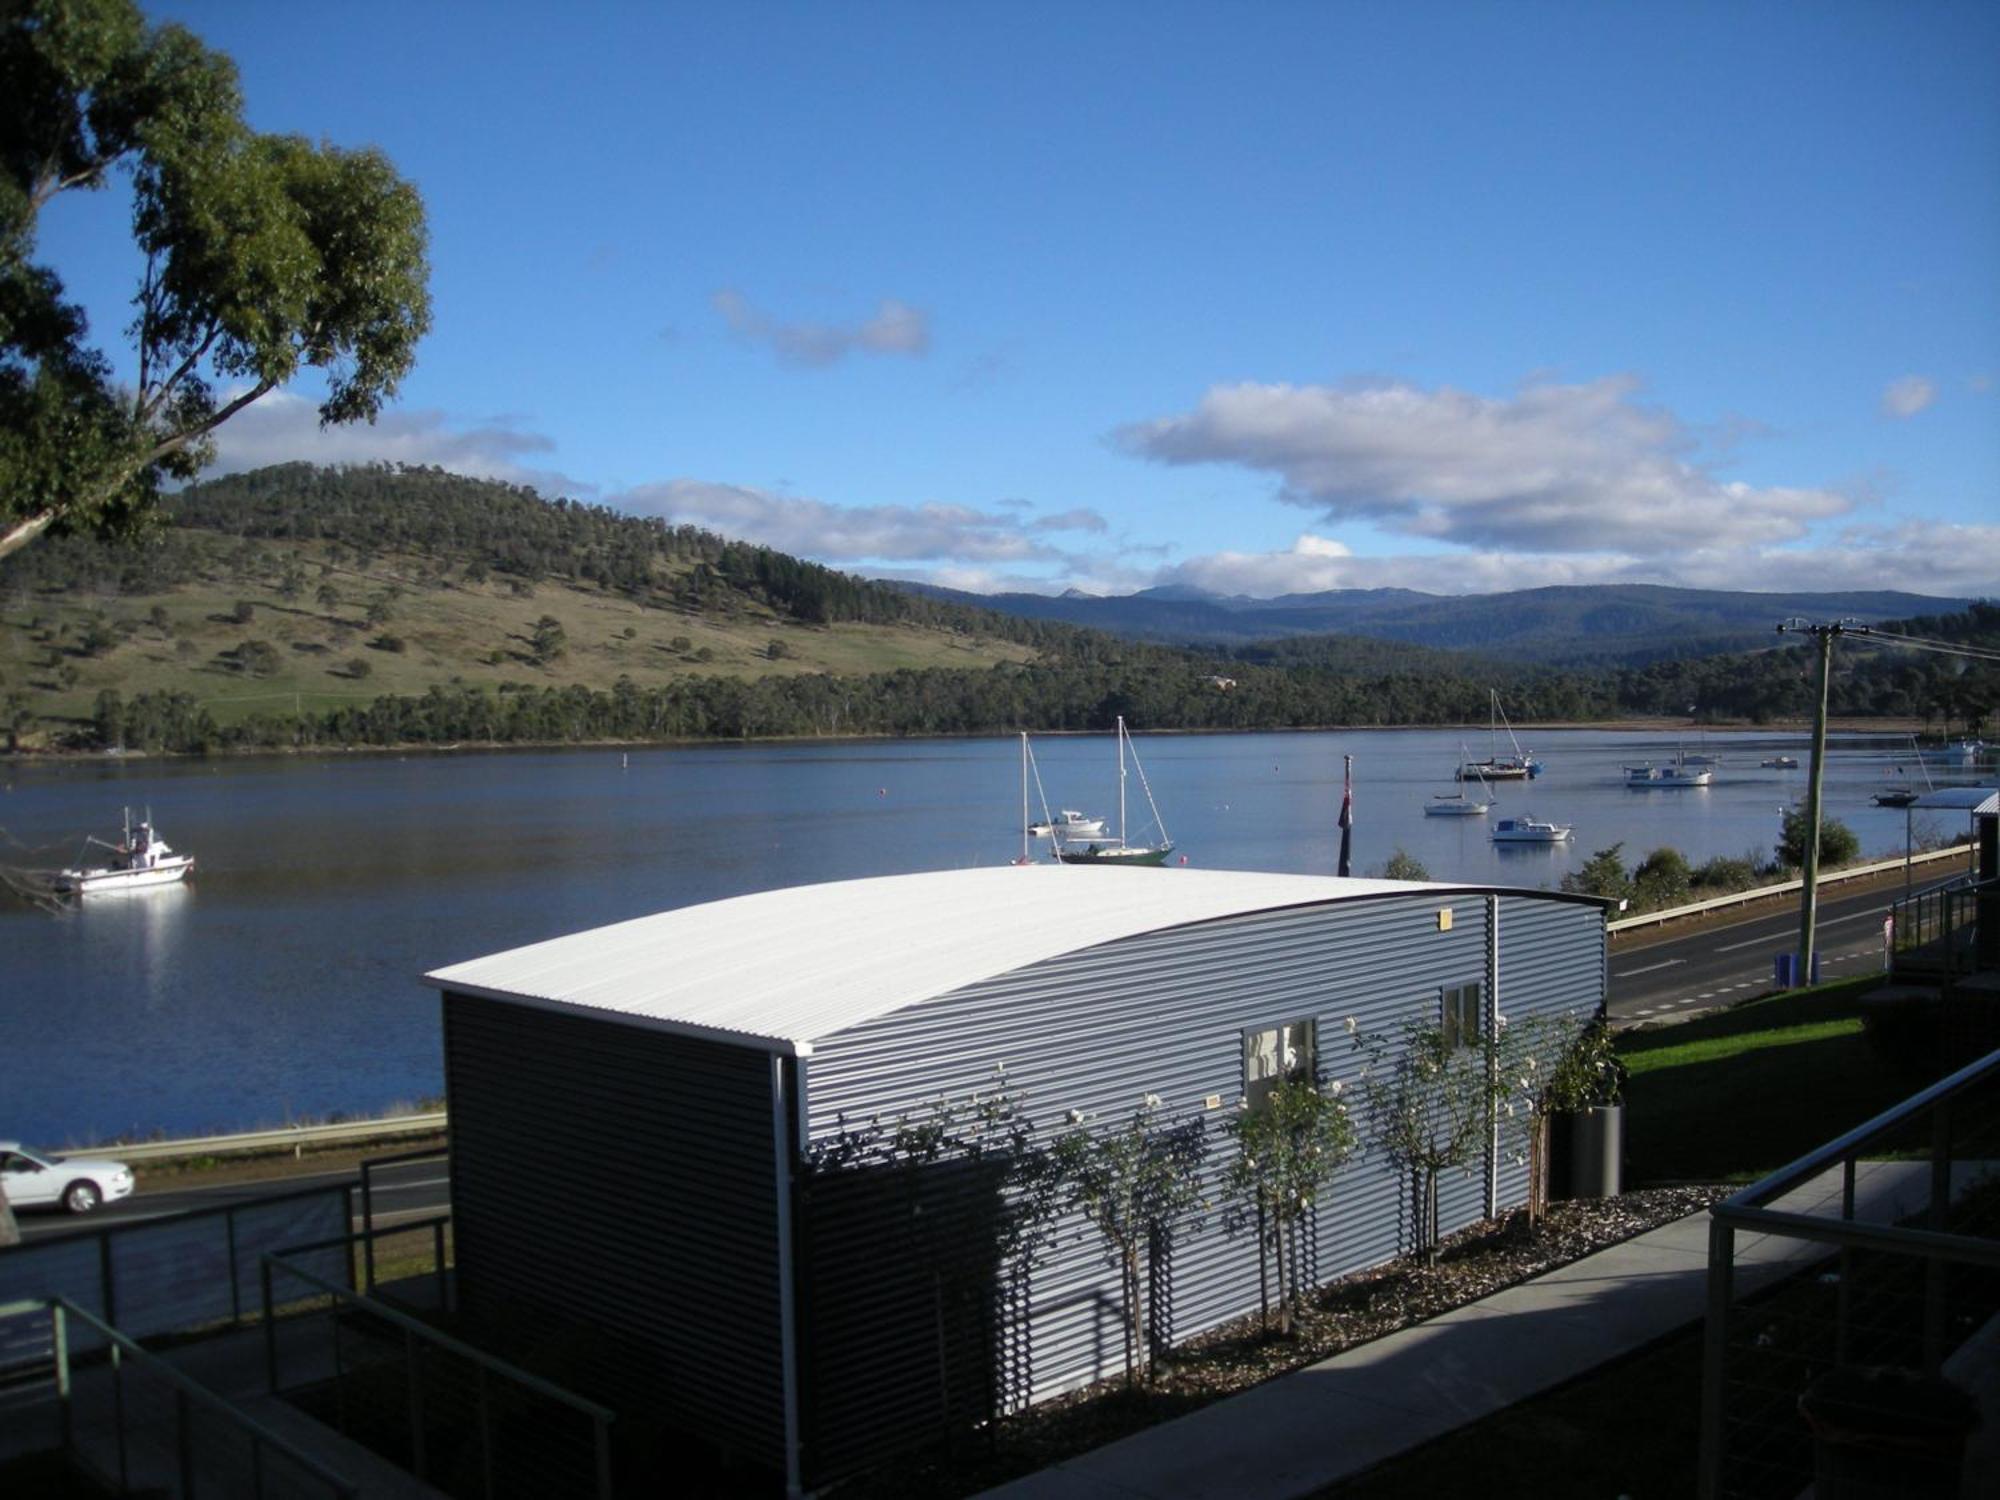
[38,0,2000,597]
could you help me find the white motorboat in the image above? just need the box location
[1625,753,1712,787]
[1029,809,1108,838]
[1654,760,1713,787]
[54,810,194,894]
[1761,755,1799,769]
[1492,816,1571,844]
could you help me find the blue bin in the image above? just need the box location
[1775,952,1796,988]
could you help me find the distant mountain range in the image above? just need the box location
[886,581,1976,667]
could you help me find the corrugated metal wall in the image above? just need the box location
[442,994,788,1469]
[800,891,1605,1414]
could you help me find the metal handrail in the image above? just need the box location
[1713,1043,2000,1221]
[262,1244,610,1421]
[0,1294,359,1499]
[261,1237,614,1499]
[359,1144,449,1293]
[1700,1045,2000,1499]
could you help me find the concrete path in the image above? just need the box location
[978,1165,1932,1500]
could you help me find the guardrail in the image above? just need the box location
[1608,844,1973,936]
[89,1112,447,1164]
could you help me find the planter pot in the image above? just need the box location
[1568,1104,1623,1199]
[1799,1365,1977,1499]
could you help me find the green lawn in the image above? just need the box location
[1618,977,1924,1186]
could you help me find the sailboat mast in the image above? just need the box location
[1117,716,1128,847]
[1020,733,1030,864]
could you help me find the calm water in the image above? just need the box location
[2,727,1982,1145]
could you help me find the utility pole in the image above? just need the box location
[1778,619,1868,984]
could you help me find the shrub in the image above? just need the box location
[1692,855,1759,891]
[1777,808,1860,870]
[236,640,281,677]
[1632,847,1692,910]
[1380,849,1430,881]
[1563,843,1631,905]
[372,634,407,654]
[231,600,255,624]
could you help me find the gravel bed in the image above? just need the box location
[836,1186,1728,1499]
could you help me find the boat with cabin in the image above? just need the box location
[1029,809,1108,838]
[54,810,194,894]
[1492,815,1571,844]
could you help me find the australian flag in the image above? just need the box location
[1338,754,1353,877]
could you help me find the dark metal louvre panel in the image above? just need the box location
[442,993,786,1465]
[801,893,1589,1404]
[1491,898,1609,1207]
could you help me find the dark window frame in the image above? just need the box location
[1440,981,1484,1051]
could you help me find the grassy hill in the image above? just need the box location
[0,465,1041,745]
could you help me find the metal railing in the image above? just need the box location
[0,1296,357,1499]
[1888,877,1987,979]
[0,1182,353,1365]
[262,1228,614,1499]
[1698,1046,2000,1498]
[358,1145,450,1296]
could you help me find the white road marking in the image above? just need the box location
[1614,958,1687,979]
[1713,906,1887,954]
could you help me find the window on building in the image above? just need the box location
[1441,982,1483,1050]
[1244,1019,1317,1111]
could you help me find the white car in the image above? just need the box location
[0,1140,136,1214]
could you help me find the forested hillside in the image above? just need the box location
[1,464,1578,753]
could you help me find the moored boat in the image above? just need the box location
[1029,809,1107,838]
[1458,691,1541,781]
[1492,815,1571,844]
[54,810,194,894]
[1761,755,1799,769]
[1053,717,1174,866]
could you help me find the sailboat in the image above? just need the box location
[1458,692,1541,781]
[1425,746,1490,816]
[1053,717,1175,866]
[1874,736,1935,808]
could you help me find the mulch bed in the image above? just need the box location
[835,1186,1728,1498]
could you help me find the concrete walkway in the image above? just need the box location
[978,1165,1942,1500]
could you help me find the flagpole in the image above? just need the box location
[1338,753,1353,878]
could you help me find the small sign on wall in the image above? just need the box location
[1438,907,1454,932]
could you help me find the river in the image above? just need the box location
[2,726,1979,1145]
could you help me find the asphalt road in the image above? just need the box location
[1607,868,1961,1024]
[11,1152,449,1244]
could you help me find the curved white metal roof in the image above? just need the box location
[426,865,1580,1054]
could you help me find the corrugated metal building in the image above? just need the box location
[426,864,1609,1493]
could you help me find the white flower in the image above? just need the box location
[1327,1079,1343,1096]
[1066,1108,1084,1124]
[1143,1092,1163,1109]
[1344,1016,1359,1035]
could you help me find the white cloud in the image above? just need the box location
[204,390,592,497]
[1157,521,2000,600]
[712,289,931,367]
[617,479,1063,565]
[1882,375,1938,418]
[1116,376,1851,556]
